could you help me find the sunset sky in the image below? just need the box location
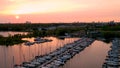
[0,0,120,23]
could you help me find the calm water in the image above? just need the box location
[60,40,111,68]
[0,31,28,37]
[0,35,111,68]
[0,37,79,68]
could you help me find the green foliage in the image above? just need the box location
[102,25,120,31]
[101,31,120,39]
[0,34,26,46]
[32,31,46,37]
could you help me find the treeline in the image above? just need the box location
[0,27,83,45]
[0,34,26,46]
[1,22,120,45]
[32,27,83,37]
[0,23,84,31]
[101,31,120,39]
[0,24,29,31]
[0,23,50,31]
[101,25,120,38]
[102,25,120,31]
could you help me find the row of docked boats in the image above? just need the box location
[24,37,52,46]
[14,38,94,68]
[103,38,120,68]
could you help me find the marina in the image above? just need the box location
[103,38,120,68]
[0,0,120,68]
[24,37,52,46]
[60,40,111,68]
[15,38,94,68]
[0,32,111,68]
[0,37,79,68]
[0,36,111,68]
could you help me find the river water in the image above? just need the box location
[0,32,111,68]
[60,40,111,68]
[0,31,28,37]
[0,37,79,68]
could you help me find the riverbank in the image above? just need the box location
[0,34,26,45]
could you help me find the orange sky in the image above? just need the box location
[0,0,120,23]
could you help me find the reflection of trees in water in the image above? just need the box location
[4,47,7,68]
[1,37,79,68]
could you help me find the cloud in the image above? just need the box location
[0,0,86,15]
[0,0,120,23]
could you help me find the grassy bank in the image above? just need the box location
[0,35,26,46]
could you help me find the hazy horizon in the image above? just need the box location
[0,0,120,23]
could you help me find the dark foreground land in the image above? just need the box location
[0,21,120,45]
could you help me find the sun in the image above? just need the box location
[15,15,20,19]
